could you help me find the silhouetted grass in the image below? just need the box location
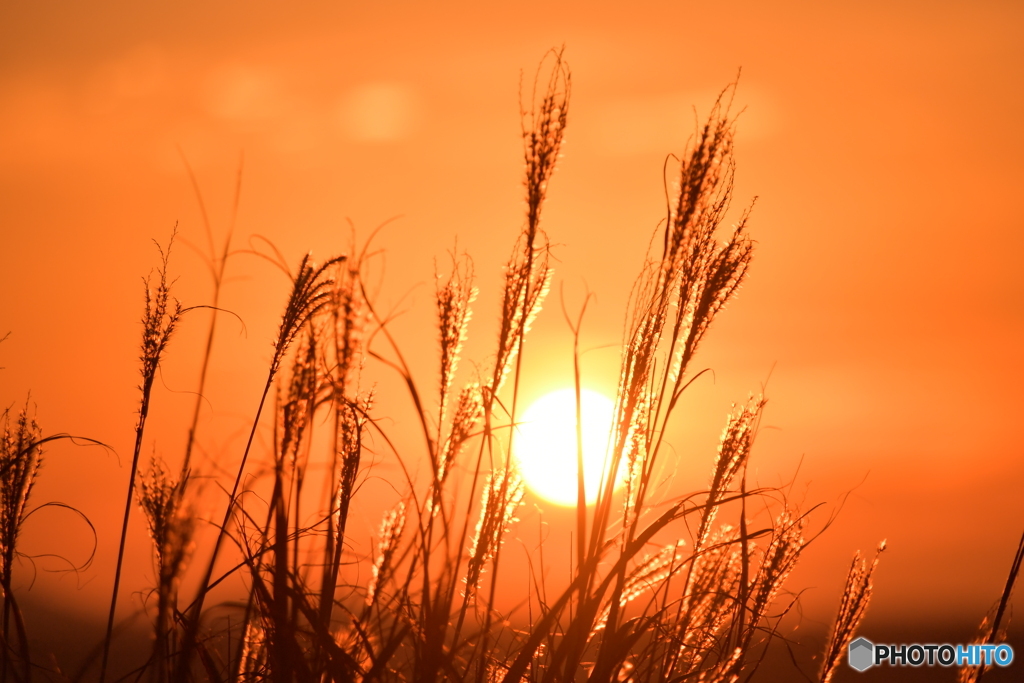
[6,49,1020,683]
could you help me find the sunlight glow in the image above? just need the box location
[512,388,625,507]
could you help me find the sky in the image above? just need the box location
[1,0,1023,669]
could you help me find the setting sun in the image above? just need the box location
[512,388,625,507]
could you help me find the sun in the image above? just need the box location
[512,388,625,507]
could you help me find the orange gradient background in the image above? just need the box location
[1,0,1023,673]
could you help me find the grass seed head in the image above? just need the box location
[820,544,884,683]
[137,457,194,589]
[0,403,43,577]
[270,254,345,378]
[466,469,524,596]
[367,501,406,607]
[437,254,477,424]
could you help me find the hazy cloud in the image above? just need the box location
[338,82,420,143]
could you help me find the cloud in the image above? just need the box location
[205,64,289,123]
[338,82,420,143]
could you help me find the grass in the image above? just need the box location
[1,49,1020,683]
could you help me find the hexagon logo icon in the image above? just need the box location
[848,637,874,672]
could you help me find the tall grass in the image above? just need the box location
[0,405,104,682]
[0,403,42,683]
[100,231,183,682]
[4,50,1021,683]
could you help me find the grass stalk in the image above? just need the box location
[178,254,342,680]
[100,234,182,683]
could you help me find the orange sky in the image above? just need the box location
[1,0,1023,654]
